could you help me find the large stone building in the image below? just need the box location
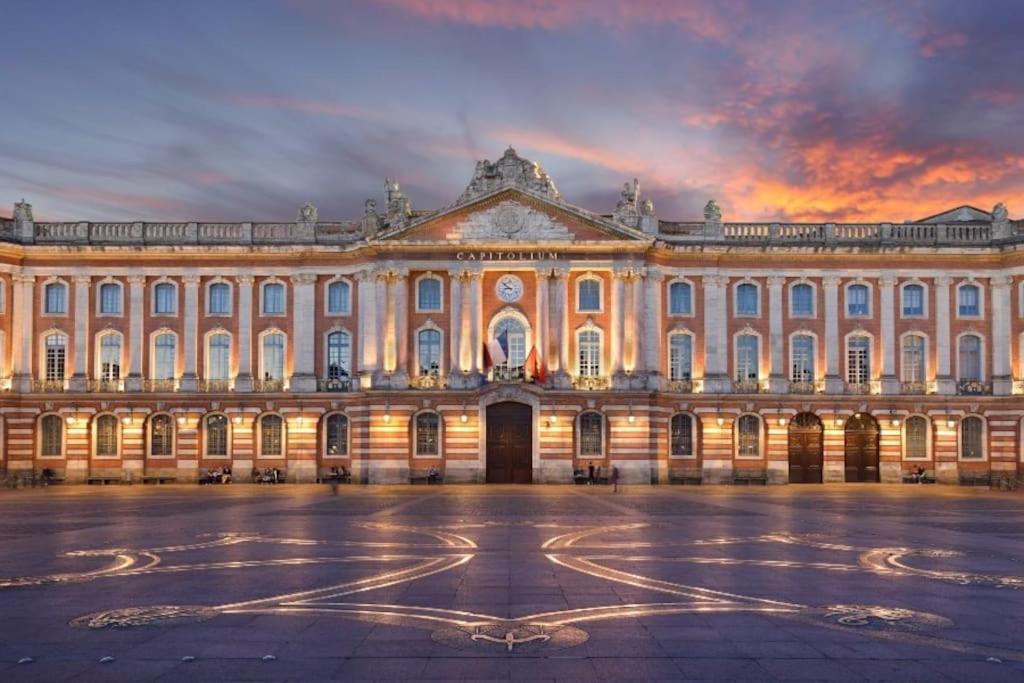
[1,148,1021,485]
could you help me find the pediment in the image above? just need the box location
[377,188,650,244]
[916,205,991,224]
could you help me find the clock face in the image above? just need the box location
[496,274,524,303]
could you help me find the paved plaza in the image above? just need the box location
[1,485,1024,681]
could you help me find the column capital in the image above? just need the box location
[766,275,786,288]
[127,275,146,286]
[447,267,466,280]
[990,274,1012,288]
[705,274,729,288]
[354,268,376,283]
[644,265,666,283]
[935,276,953,287]
[290,273,317,286]
[182,274,202,286]
[552,266,571,280]
[72,275,91,286]
[879,274,897,287]
[822,275,842,288]
[12,273,35,284]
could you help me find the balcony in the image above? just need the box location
[666,379,693,393]
[32,379,67,393]
[901,381,928,395]
[957,379,992,395]
[253,378,285,392]
[410,374,447,390]
[845,382,872,395]
[573,375,611,391]
[198,379,232,392]
[788,380,818,394]
[87,379,123,392]
[142,379,177,392]
[733,379,763,394]
[317,377,354,392]
[492,366,525,383]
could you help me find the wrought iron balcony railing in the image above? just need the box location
[142,379,177,392]
[317,377,354,392]
[788,380,818,394]
[492,366,525,382]
[957,379,992,395]
[733,379,762,394]
[573,375,611,391]
[253,378,285,392]
[901,381,928,395]
[198,379,232,392]
[87,379,123,392]
[32,379,67,393]
[845,381,872,395]
[410,374,446,390]
[666,379,693,393]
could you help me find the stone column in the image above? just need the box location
[991,275,1012,395]
[879,275,899,394]
[767,276,786,393]
[355,269,378,385]
[234,274,255,392]
[535,267,549,378]
[289,273,317,392]
[374,269,389,385]
[823,276,843,394]
[610,267,627,379]
[551,266,572,388]
[448,269,463,375]
[392,268,409,387]
[124,275,145,392]
[935,276,954,395]
[69,276,90,391]
[178,275,200,391]
[469,270,484,374]
[642,266,663,390]
[11,274,34,392]
[459,273,473,373]
[628,269,644,373]
[702,275,730,392]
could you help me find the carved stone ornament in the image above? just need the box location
[458,146,560,204]
[298,202,318,223]
[13,199,33,222]
[453,201,572,242]
[704,199,722,223]
[384,178,412,228]
[992,202,1009,224]
[613,178,641,227]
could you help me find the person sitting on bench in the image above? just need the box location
[427,466,440,484]
[911,465,925,483]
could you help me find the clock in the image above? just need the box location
[496,274,524,303]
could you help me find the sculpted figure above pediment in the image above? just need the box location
[458,146,560,204]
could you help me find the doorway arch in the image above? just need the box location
[788,412,823,483]
[844,413,880,482]
[485,401,532,483]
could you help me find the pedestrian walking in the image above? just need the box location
[588,461,595,485]
[610,465,619,493]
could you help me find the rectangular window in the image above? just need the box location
[154,283,176,314]
[847,285,869,316]
[958,286,979,316]
[45,335,66,381]
[790,336,814,383]
[735,336,759,381]
[669,283,692,315]
[791,285,814,316]
[736,284,758,315]
[669,335,692,381]
[847,337,870,385]
[263,283,285,314]
[578,279,601,312]
[100,283,121,314]
[208,283,230,315]
[902,286,924,316]
[578,330,601,376]
[45,283,66,314]
[207,335,231,381]
[327,281,350,314]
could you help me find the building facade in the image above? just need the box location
[2,147,1022,485]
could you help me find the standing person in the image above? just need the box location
[611,465,619,493]
[588,461,595,485]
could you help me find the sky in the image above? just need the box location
[1,0,1022,224]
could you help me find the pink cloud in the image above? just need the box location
[218,92,370,119]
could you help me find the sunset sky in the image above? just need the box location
[2,0,1022,223]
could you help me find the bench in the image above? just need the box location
[668,470,702,485]
[87,476,122,485]
[733,470,768,486]
[958,472,991,487]
[141,475,176,485]
[901,472,936,484]
[317,473,352,484]
[410,469,443,485]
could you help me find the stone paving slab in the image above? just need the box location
[1,484,1024,680]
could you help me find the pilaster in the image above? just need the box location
[234,274,255,392]
[935,276,954,395]
[178,275,200,391]
[289,273,317,392]
[69,276,91,391]
[823,276,843,394]
[879,275,899,394]
[125,275,145,392]
[11,274,34,392]
[702,274,730,393]
[642,266,664,390]
[991,274,1012,395]
[551,266,572,388]
[766,275,787,393]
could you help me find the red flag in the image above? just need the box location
[482,342,493,371]
[525,346,547,384]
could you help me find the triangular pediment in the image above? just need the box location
[376,187,651,244]
[916,205,992,223]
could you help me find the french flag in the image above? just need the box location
[484,329,508,368]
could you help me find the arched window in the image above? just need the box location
[736,283,758,315]
[153,333,176,379]
[327,331,352,380]
[668,334,692,381]
[902,334,926,385]
[668,282,692,315]
[149,414,173,457]
[208,282,231,315]
[960,416,984,459]
[261,333,285,381]
[577,278,601,312]
[958,284,980,317]
[325,414,348,456]
[417,277,442,312]
[905,415,928,460]
[205,414,228,457]
[578,412,603,457]
[847,284,869,316]
[417,329,442,376]
[154,282,176,314]
[44,282,67,314]
[414,412,440,456]
[45,333,67,381]
[492,317,526,379]
[99,333,122,381]
[847,335,870,385]
[735,334,759,383]
[95,414,119,457]
[207,333,231,381]
[736,415,761,457]
[791,283,814,317]
[99,282,122,315]
[790,334,815,383]
[958,334,982,381]
[327,281,351,314]
[260,415,284,457]
[262,282,285,314]
[578,329,601,377]
[902,284,924,317]
[40,414,63,457]
[670,414,694,457]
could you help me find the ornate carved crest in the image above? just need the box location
[453,201,571,242]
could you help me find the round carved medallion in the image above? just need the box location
[493,204,526,237]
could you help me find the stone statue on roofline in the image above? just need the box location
[704,199,722,223]
[384,177,412,228]
[361,198,381,238]
[613,178,641,228]
[992,202,1009,224]
[13,199,33,222]
[991,201,1011,239]
[457,146,560,203]
[297,202,318,223]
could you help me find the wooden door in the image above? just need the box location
[788,413,823,483]
[486,402,532,484]
[844,414,880,482]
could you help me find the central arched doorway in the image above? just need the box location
[844,413,880,482]
[486,401,532,483]
[788,412,823,483]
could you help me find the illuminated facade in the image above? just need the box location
[1,148,1021,485]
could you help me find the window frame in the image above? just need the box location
[576,324,603,377]
[324,328,353,381]
[788,280,816,318]
[149,329,178,381]
[733,331,761,384]
[147,412,175,459]
[96,279,124,317]
[734,280,761,317]
[845,332,873,386]
[42,279,69,316]
[323,411,350,458]
[412,410,443,458]
[957,415,987,461]
[95,330,124,382]
[901,414,931,461]
[205,329,232,382]
[576,410,606,459]
[416,324,444,377]
[93,413,121,459]
[734,413,764,459]
[668,412,697,459]
[955,332,985,383]
[260,278,287,317]
[38,413,66,459]
[41,330,68,382]
[956,281,983,319]
[203,412,231,459]
[789,331,817,384]
[667,330,694,381]
[900,281,928,319]
[151,279,179,316]
[666,278,694,317]
[324,277,353,316]
[575,273,604,314]
[258,329,287,383]
[899,331,928,385]
[415,273,444,313]
[844,281,872,318]
[257,413,286,458]
[206,279,233,317]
